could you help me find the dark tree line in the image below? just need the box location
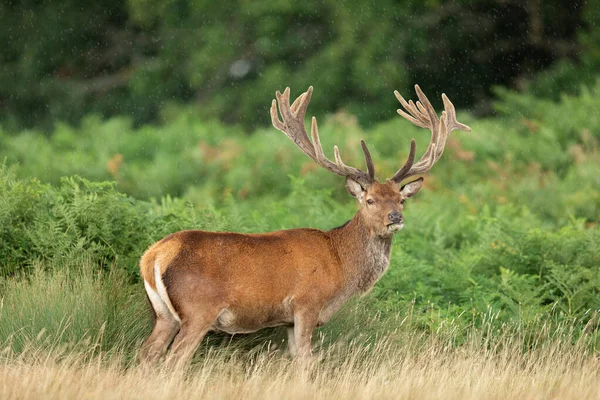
[0,0,595,130]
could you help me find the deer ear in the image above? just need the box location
[400,177,423,198]
[345,177,366,201]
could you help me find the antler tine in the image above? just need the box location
[391,139,416,182]
[270,100,284,130]
[391,85,470,183]
[360,140,375,180]
[415,84,438,125]
[394,91,428,128]
[332,141,375,182]
[412,85,441,168]
[442,94,472,133]
[276,87,292,120]
[310,116,327,162]
[333,146,348,169]
[290,92,306,115]
[293,86,313,119]
[432,113,449,163]
[272,87,316,158]
[271,87,375,187]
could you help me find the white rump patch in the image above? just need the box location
[143,261,181,323]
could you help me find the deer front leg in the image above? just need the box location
[293,311,318,359]
[287,326,297,357]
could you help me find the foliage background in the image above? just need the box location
[0,0,599,358]
[0,0,596,129]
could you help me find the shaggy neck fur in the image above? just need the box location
[329,212,393,294]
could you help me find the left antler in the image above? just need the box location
[271,86,376,188]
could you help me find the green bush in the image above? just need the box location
[0,163,227,278]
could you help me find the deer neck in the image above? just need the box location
[329,212,393,294]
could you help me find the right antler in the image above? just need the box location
[270,87,376,188]
[391,85,471,183]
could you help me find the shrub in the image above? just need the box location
[0,163,226,278]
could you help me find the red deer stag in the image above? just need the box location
[139,85,471,364]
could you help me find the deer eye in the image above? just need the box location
[366,199,375,205]
[400,199,405,204]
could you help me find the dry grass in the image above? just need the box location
[1,267,599,399]
[1,337,599,400]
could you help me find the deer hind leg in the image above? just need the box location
[139,316,180,363]
[139,280,181,364]
[167,309,220,367]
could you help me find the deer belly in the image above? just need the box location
[212,303,293,334]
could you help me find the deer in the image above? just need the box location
[138,85,471,364]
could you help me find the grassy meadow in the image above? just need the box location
[1,85,599,398]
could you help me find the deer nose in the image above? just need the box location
[388,212,403,224]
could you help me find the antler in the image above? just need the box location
[391,85,471,183]
[270,87,375,187]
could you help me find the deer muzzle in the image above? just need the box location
[387,212,404,232]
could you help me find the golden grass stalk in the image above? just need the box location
[1,333,599,400]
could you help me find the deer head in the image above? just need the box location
[270,85,471,237]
